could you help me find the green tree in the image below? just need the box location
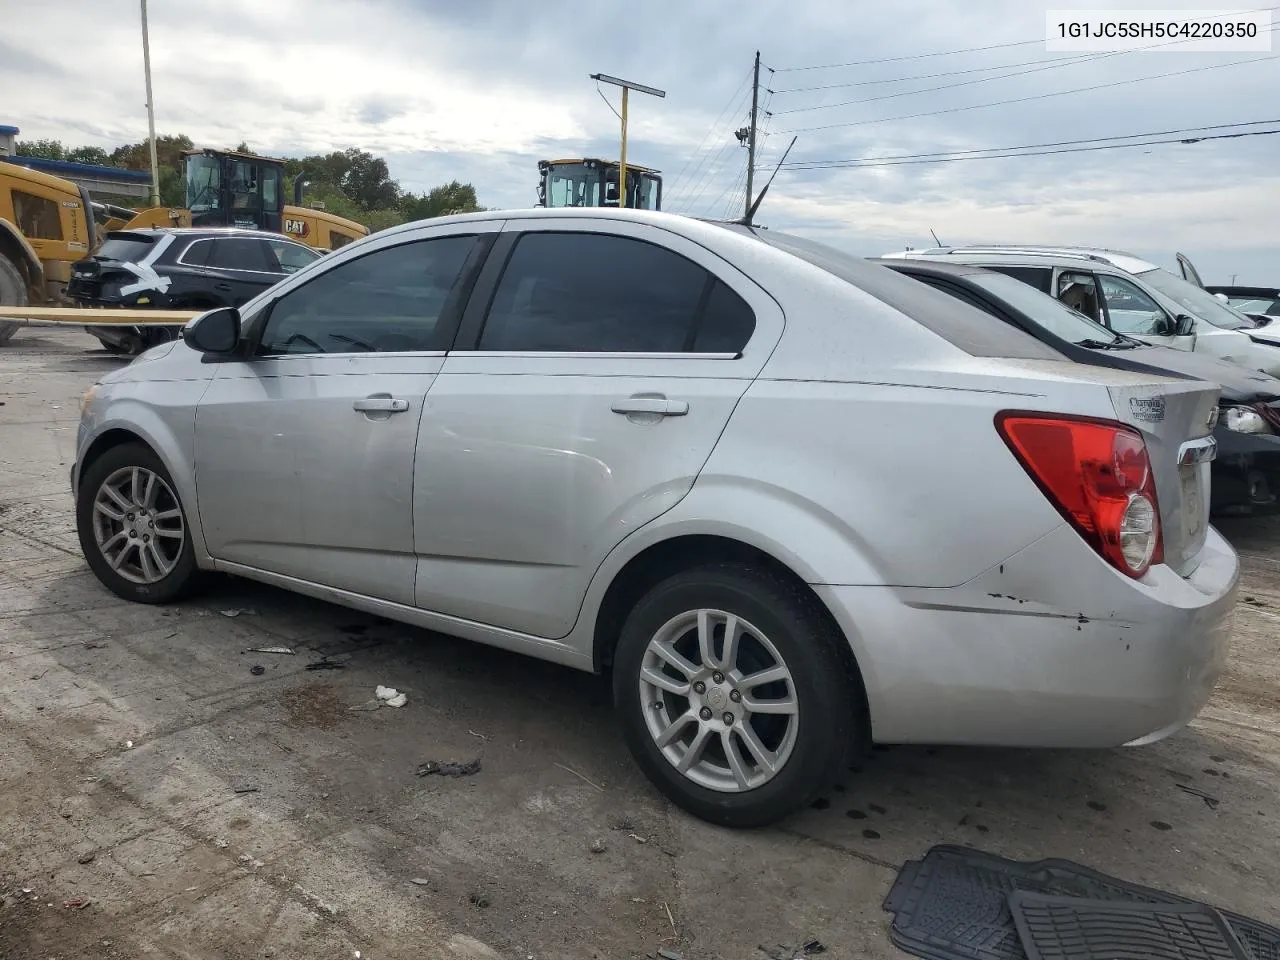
[109,134,195,173]
[65,145,111,165]
[15,138,67,160]
[400,180,481,221]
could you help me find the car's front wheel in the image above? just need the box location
[613,563,861,828]
[76,442,203,603]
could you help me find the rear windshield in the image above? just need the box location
[735,227,1061,359]
[1136,267,1254,330]
[95,234,156,263]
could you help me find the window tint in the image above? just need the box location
[98,234,156,263]
[1055,271,1104,324]
[329,231,357,250]
[692,279,755,353]
[179,239,212,267]
[917,278,1002,318]
[983,265,1053,294]
[209,238,273,272]
[266,239,320,274]
[479,232,710,352]
[12,191,61,240]
[258,235,476,355]
[1096,274,1169,335]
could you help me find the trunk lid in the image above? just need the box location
[1108,378,1217,577]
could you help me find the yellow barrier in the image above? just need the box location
[0,306,199,327]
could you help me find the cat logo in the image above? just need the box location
[284,218,309,237]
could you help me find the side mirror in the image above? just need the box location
[1174,314,1197,337]
[1152,315,1175,336]
[182,306,240,355]
[1214,293,1229,303]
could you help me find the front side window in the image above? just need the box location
[1055,271,1104,324]
[208,238,273,272]
[12,190,61,240]
[267,239,320,274]
[1096,274,1170,335]
[258,235,476,355]
[478,232,713,353]
[185,155,221,212]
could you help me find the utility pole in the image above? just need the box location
[590,73,666,208]
[140,0,160,207]
[744,50,760,219]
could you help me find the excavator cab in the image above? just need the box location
[184,149,285,232]
[537,158,661,211]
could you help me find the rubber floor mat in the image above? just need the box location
[883,845,1280,960]
[1008,893,1253,960]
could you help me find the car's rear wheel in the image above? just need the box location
[76,443,203,604]
[613,563,861,828]
[0,254,28,345]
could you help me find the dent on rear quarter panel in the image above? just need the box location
[696,376,1068,588]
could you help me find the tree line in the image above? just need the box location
[14,135,483,231]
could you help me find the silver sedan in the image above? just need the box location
[72,208,1238,827]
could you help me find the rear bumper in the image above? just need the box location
[1211,427,1280,515]
[815,523,1239,748]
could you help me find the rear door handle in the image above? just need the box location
[353,396,409,413]
[611,396,689,417]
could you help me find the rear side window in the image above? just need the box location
[478,232,755,353]
[984,265,1053,294]
[209,238,273,272]
[179,239,212,266]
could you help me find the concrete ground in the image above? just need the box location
[1,326,1278,960]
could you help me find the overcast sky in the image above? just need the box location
[4,0,1278,282]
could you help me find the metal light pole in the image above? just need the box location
[141,0,161,207]
[589,73,665,208]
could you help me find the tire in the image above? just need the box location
[76,442,204,604]
[0,254,28,345]
[612,563,862,828]
[95,337,131,356]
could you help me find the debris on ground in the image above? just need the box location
[349,699,382,712]
[220,608,257,618]
[249,645,295,655]
[589,838,607,854]
[249,665,266,676]
[554,761,605,792]
[409,878,431,886]
[376,685,408,708]
[1177,783,1221,809]
[76,852,95,865]
[758,941,826,959]
[233,786,259,795]
[305,659,346,671]
[629,833,649,844]
[62,898,91,909]
[657,949,683,960]
[416,759,481,778]
[124,740,134,749]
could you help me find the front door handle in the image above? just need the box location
[611,396,689,417]
[353,395,409,413]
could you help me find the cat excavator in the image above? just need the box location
[0,147,368,343]
[537,157,662,210]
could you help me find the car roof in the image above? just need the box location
[105,226,301,243]
[889,248,1156,274]
[885,246,1160,275]
[871,258,999,279]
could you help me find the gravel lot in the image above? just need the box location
[2,326,1278,960]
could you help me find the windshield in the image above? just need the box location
[95,235,155,263]
[1229,296,1280,316]
[1137,266,1254,330]
[544,163,601,207]
[966,271,1123,344]
[186,154,221,212]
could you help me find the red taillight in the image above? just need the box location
[996,412,1163,578]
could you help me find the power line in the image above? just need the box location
[773,5,1278,73]
[773,53,1093,94]
[775,37,1047,72]
[773,23,1280,117]
[780,126,1280,171]
[781,119,1280,169]
[779,53,1279,134]
[671,81,757,213]
[666,65,754,205]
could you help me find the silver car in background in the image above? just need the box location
[72,210,1238,827]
